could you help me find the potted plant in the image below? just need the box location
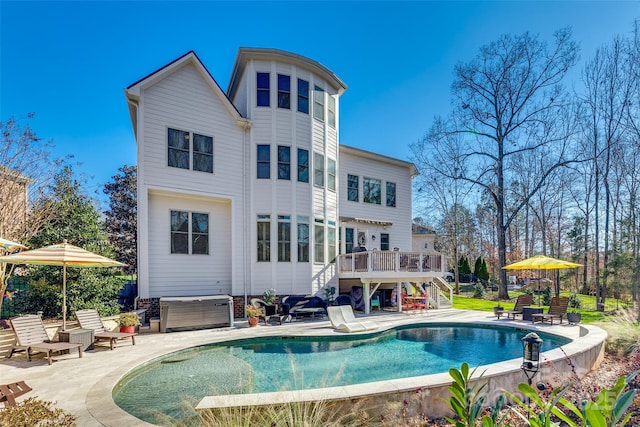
[493,305,504,317]
[567,293,582,324]
[567,309,582,324]
[118,312,141,333]
[245,305,263,327]
[263,288,276,305]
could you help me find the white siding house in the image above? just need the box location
[125,49,447,317]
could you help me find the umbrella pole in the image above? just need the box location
[63,264,67,330]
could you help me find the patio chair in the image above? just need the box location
[0,380,32,407]
[340,305,378,331]
[75,309,136,350]
[327,306,378,333]
[8,315,83,365]
[501,294,534,320]
[531,296,569,325]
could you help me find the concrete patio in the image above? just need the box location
[0,309,605,426]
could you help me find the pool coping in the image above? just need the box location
[92,309,606,425]
[0,309,604,426]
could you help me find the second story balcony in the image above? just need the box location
[337,250,446,281]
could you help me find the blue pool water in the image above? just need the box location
[113,323,570,424]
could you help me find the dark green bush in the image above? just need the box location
[542,286,552,305]
[472,283,484,298]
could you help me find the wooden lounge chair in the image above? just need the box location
[75,309,136,350]
[8,315,83,365]
[0,380,32,407]
[501,294,534,320]
[327,306,378,333]
[531,296,569,325]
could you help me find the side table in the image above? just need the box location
[522,306,543,322]
[59,328,94,351]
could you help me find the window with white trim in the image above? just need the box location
[328,95,336,128]
[257,215,270,262]
[297,79,309,114]
[345,227,355,253]
[386,182,396,207]
[257,145,270,179]
[363,177,382,204]
[278,74,290,109]
[313,85,324,121]
[170,210,209,254]
[328,221,336,262]
[257,72,270,107]
[168,128,213,173]
[327,158,336,191]
[314,218,324,263]
[314,152,324,187]
[278,215,291,262]
[380,233,390,251]
[347,174,359,202]
[278,146,290,180]
[297,148,309,183]
[297,216,309,262]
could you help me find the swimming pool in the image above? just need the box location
[113,323,570,424]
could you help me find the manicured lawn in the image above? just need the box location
[452,290,630,324]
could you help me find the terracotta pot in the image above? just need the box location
[248,317,259,327]
[120,326,136,333]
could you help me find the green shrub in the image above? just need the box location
[0,397,77,426]
[472,283,484,298]
[542,286,552,306]
[18,271,123,320]
[568,293,582,310]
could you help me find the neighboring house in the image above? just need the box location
[125,49,450,317]
[0,166,32,239]
[412,223,439,254]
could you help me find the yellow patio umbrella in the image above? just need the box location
[503,254,582,305]
[0,240,125,330]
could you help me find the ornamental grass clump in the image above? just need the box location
[597,307,640,357]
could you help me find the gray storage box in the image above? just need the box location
[159,295,234,332]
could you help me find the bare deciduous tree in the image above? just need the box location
[412,29,581,299]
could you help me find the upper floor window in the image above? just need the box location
[278,146,290,180]
[257,72,270,107]
[386,182,396,207]
[313,85,324,121]
[297,79,309,114]
[327,158,336,191]
[363,177,381,204]
[168,128,213,173]
[257,145,270,179]
[297,148,309,183]
[328,96,336,128]
[347,174,359,201]
[313,152,324,187]
[278,74,290,109]
[257,214,270,262]
[171,210,209,254]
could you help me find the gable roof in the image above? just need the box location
[340,144,418,177]
[125,51,246,139]
[227,47,347,101]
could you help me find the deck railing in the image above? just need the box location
[338,251,443,275]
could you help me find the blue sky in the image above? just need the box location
[2,1,638,205]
